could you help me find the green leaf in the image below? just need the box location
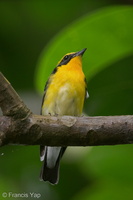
[35,6,133,94]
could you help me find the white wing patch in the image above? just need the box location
[86,91,89,99]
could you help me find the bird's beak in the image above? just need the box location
[73,48,87,57]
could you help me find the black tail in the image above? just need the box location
[40,147,66,184]
[40,157,60,184]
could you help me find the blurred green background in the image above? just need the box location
[0,0,133,200]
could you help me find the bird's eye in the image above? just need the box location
[57,54,71,66]
[64,55,69,60]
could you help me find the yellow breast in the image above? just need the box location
[42,56,86,116]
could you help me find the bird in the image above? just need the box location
[40,48,89,184]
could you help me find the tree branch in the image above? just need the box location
[0,72,133,147]
[0,72,31,118]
